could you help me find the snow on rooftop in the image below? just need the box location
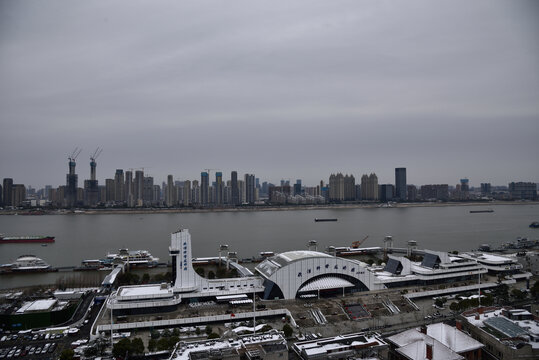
[397,338,464,360]
[16,299,57,313]
[277,250,332,263]
[426,323,483,353]
[117,284,172,300]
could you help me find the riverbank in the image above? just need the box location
[1,200,537,215]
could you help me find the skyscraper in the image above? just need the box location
[125,170,133,206]
[2,178,13,207]
[183,180,191,206]
[114,169,125,203]
[215,172,223,206]
[329,173,344,201]
[201,172,209,205]
[166,175,175,207]
[231,171,239,205]
[143,176,154,205]
[344,174,356,201]
[134,170,144,205]
[361,173,379,201]
[244,174,255,204]
[395,168,407,201]
[65,158,78,207]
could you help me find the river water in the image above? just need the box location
[1,204,537,289]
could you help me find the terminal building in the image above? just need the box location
[107,229,264,315]
[106,229,531,313]
[255,251,385,299]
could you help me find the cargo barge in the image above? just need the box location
[0,234,55,244]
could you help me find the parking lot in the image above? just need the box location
[0,332,61,359]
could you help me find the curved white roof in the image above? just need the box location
[298,277,354,292]
[256,250,333,277]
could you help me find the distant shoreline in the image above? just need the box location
[1,200,537,216]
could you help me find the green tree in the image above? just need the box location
[113,338,132,358]
[208,271,216,279]
[150,329,160,339]
[434,297,446,308]
[148,338,157,352]
[449,302,459,311]
[282,324,293,338]
[59,349,75,360]
[195,327,201,335]
[131,337,144,354]
[208,332,220,339]
[261,325,273,332]
[511,289,527,300]
[205,325,213,335]
[172,327,180,336]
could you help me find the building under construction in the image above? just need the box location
[65,148,80,208]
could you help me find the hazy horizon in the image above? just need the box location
[1,0,538,188]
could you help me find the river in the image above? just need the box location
[0,203,537,289]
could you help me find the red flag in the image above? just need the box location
[230,313,235,317]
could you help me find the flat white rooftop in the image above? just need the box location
[16,299,57,313]
[117,285,172,300]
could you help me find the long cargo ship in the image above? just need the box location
[0,234,55,244]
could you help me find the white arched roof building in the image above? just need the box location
[255,250,385,299]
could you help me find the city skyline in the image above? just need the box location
[1,1,538,187]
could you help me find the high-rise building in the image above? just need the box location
[395,168,407,201]
[183,180,191,206]
[245,174,255,204]
[294,179,302,196]
[125,170,133,206]
[508,182,537,200]
[84,158,99,207]
[420,184,449,201]
[143,177,154,205]
[380,184,395,202]
[361,173,379,201]
[407,185,418,201]
[215,172,223,206]
[329,173,345,201]
[134,170,144,205]
[344,174,355,201]
[166,175,175,207]
[12,184,26,207]
[114,169,125,203]
[105,179,115,202]
[192,180,200,204]
[231,171,239,205]
[153,185,161,205]
[480,183,491,196]
[2,178,13,207]
[65,158,78,207]
[201,172,209,205]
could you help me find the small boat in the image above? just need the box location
[315,218,338,222]
[530,222,539,229]
[469,210,494,213]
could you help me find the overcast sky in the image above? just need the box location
[1,0,538,189]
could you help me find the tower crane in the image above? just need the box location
[68,147,82,162]
[90,147,103,162]
[351,235,369,249]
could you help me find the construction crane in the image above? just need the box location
[68,147,82,162]
[351,235,369,249]
[90,147,102,162]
